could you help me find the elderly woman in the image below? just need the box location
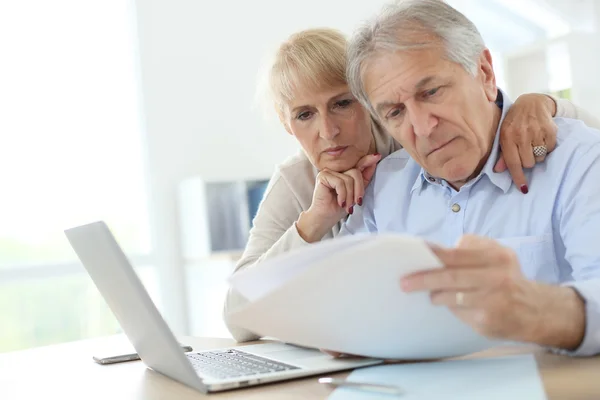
[224,28,600,342]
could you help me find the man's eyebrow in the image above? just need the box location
[415,76,435,91]
[375,76,437,115]
[376,101,398,115]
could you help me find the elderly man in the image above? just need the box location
[340,0,600,356]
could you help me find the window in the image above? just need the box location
[0,0,153,352]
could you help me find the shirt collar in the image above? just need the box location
[411,88,513,194]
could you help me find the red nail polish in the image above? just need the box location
[358,197,363,206]
[342,201,346,208]
[349,206,354,214]
[520,185,529,194]
[374,153,380,157]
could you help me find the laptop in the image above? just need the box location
[64,221,381,393]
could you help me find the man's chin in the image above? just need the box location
[441,166,475,185]
[431,159,474,183]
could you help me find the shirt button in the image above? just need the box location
[451,203,461,213]
[428,177,436,182]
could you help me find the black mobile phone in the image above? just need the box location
[92,344,193,365]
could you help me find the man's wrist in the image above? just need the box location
[530,284,585,351]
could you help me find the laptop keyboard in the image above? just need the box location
[187,349,301,379]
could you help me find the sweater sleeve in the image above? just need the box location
[552,96,600,129]
[223,168,311,342]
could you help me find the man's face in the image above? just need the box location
[364,46,499,187]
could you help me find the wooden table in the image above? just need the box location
[1,335,599,399]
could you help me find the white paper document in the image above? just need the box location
[328,354,547,400]
[228,233,500,359]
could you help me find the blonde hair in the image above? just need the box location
[261,28,348,117]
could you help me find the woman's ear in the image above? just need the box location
[276,106,293,135]
[283,122,293,136]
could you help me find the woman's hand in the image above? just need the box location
[296,153,381,243]
[495,93,558,193]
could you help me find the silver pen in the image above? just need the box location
[318,377,404,396]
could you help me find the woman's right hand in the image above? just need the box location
[296,153,381,243]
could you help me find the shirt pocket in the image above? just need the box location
[495,235,558,283]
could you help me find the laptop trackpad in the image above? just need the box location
[241,343,368,369]
[262,348,324,362]
[242,343,328,362]
[244,342,319,356]
[259,347,376,369]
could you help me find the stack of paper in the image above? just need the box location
[328,354,547,399]
[228,233,500,359]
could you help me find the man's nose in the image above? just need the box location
[408,103,438,137]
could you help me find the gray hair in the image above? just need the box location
[347,0,486,117]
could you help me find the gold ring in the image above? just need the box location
[456,291,465,306]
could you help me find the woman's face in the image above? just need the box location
[283,84,374,172]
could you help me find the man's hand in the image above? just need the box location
[400,235,586,350]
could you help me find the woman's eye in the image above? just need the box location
[297,111,313,121]
[335,99,353,108]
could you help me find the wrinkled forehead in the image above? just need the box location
[363,47,449,101]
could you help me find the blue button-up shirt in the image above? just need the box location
[341,92,600,356]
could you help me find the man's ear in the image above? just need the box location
[479,48,497,102]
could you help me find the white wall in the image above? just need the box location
[567,32,600,114]
[502,1,600,112]
[504,49,550,99]
[503,30,600,116]
[133,0,391,333]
